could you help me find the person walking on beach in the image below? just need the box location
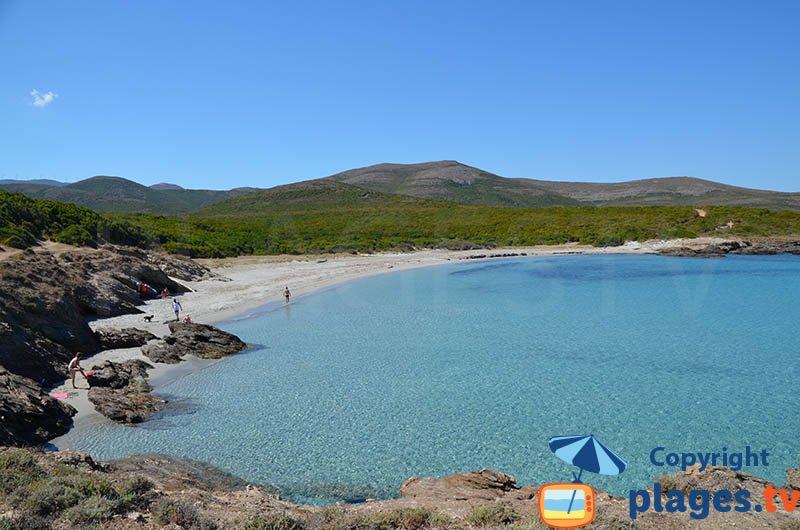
[68,353,87,389]
[284,286,291,304]
[173,298,182,321]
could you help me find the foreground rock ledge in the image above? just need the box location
[1,448,800,530]
[142,321,248,364]
[0,368,76,446]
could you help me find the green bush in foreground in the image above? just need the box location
[52,225,96,247]
[0,448,46,495]
[245,513,306,530]
[152,497,219,529]
[467,504,522,526]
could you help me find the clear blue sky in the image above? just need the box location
[1,0,798,190]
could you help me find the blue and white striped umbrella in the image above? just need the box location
[548,434,627,476]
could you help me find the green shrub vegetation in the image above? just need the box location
[111,202,800,258]
[244,513,307,530]
[0,190,149,249]
[7,182,800,258]
[466,504,522,526]
[300,507,452,530]
[152,497,219,529]
[0,448,158,529]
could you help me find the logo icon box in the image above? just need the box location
[538,483,595,528]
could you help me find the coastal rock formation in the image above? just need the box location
[87,359,153,389]
[400,469,531,501]
[94,327,157,349]
[0,245,211,443]
[659,239,800,258]
[2,448,800,530]
[88,388,161,423]
[0,246,205,385]
[659,240,744,258]
[87,359,161,423]
[143,321,248,364]
[0,368,76,446]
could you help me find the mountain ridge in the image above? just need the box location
[326,161,800,210]
[2,162,799,213]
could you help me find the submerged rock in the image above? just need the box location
[88,387,160,424]
[142,322,247,364]
[0,368,76,446]
[87,359,160,424]
[94,327,157,350]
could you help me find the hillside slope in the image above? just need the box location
[326,161,581,207]
[529,176,800,209]
[0,176,252,214]
[327,161,800,210]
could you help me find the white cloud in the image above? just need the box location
[30,89,57,108]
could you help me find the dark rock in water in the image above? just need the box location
[94,327,157,350]
[143,322,247,364]
[731,240,800,255]
[659,239,800,258]
[659,246,728,258]
[88,387,160,423]
[87,359,153,390]
[87,359,160,423]
[0,368,76,446]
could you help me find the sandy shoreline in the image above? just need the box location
[48,238,719,427]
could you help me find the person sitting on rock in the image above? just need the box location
[183,315,192,323]
[68,352,88,390]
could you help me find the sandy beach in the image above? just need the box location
[47,238,720,423]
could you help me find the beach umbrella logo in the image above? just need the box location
[538,434,627,529]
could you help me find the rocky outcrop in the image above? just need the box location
[0,247,207,386]
[94,327,157,350]
[143,322,248,364]
[659,241,745,258]
[87,359,153,389]
[87,360,161,423]
[3,449,800,530]
[401,469,534,501]
[88,388,161,424]
[0,368,76,446]
[659,239,800,258]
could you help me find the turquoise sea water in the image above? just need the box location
[55,255,800,504]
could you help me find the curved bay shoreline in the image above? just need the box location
[50,235,800,440]
[5,237,800,528]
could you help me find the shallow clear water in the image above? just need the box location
[56,255,800,504]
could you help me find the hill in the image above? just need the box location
[327,161,800,210]
[326,161,581,207]
[0,190,148,249]
[0,178,67,187]
[0,176,252,215]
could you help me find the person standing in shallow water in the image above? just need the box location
[284,286,291,304]
[173,298,182,321]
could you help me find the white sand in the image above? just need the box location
[48,239,723,420]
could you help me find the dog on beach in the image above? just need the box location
[143,315,154,322]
